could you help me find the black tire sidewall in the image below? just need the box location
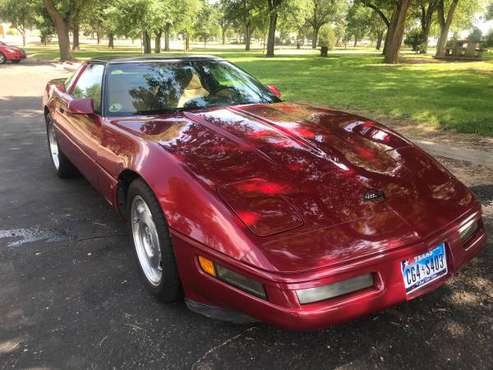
[127,179,182,302]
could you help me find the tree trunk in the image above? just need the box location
[154,31,162,53]
[43,0,72,61]
[311,27,319,49]
[435,0,459,58]
[22,31,26,47]
[353,35,358,48]
[384,0,411,64]
[164,24,170,51]
[72,22,80,50]
[419,1,438,53]
[185,33,190,51]
[108,33,114,48]
[143,31,151,53]
[376,30,384,50]
[96,31,101,44]
[221,26,227,45]
[266,11,278,57]
[245,23,251,51]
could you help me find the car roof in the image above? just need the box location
[89,55,225,64]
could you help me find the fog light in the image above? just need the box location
[198,256,266,299]
[459,219,478,244]
[296,274,374,305]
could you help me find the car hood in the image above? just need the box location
[114,102,477,272]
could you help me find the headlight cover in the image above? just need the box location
[296,273,374,305]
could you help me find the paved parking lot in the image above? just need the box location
[0,63,492,369]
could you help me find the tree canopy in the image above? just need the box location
[0,0,488,63]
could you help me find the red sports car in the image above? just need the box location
[0,41,26,64]
[42,56,487,330]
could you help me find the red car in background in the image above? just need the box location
[0,41,26,64]
[42,56,487,330]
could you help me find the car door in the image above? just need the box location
[57,63,105,190]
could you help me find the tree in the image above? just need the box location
[384,0,412,64]
[356,0,393,53]
[43,0,73,60]
[223,0,260,51]
[0,0,36,46]
[175,0,202,51]
[281,0,310,48]
[266,0,284,57]
[412,0,439,53]
[487,3,493,19]
[216,0,232,45]
[33,3,55,45]
[194,1,219,47]
[435,0,459,57]
[345,3,372,47]
[306,0,336,48]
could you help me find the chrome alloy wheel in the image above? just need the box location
[131,195,163,286]
[47,117,60,170]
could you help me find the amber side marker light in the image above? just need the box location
[198,256,216,277]
[198,256,266,299]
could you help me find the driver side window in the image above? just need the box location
[72,64,104,113]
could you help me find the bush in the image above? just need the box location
[318,25,336,50]
[468,27,482,43]
[404,29,427,53]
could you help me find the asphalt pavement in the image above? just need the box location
[0,63,492,370]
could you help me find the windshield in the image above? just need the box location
[104,60,280,116]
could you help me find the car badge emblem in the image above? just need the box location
[363,189,385,201]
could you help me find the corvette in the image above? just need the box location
[0,41,26,64]
[42,56,487,330]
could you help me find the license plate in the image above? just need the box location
[401,243,448,294]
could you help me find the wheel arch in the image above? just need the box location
[116,169,143,218]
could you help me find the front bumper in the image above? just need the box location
[172,214,487,331]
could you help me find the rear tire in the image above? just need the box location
[127,179,182,302]
[45,112,79,178]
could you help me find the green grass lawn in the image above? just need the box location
[26,43,493,136]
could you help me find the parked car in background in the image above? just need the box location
[42,56,487,330]
[0,41,26,64]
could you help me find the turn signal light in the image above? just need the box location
[198,256,216,277]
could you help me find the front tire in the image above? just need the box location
[45,112,79,178]
[0,53,6,64]
[128,179,182,302]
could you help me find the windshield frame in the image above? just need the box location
[101,59,281,117]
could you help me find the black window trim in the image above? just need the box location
[71,61,106,116]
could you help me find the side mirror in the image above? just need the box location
[267,85,281,98]
[67,98,95,115]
